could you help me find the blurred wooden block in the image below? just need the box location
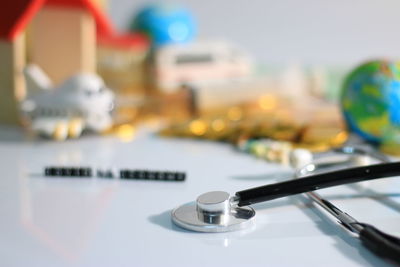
[0,34,26,124]
[30,7,96,85]
[97,45,147,95]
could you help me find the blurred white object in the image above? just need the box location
[21,65,114,140]
[289,148,313,169]
[154,40,253,92]
[279,64,309,98]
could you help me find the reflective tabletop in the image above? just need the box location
[0,126,399,267]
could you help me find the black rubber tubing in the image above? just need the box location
[236,162,400,206]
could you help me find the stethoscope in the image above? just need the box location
[172,146,400,263]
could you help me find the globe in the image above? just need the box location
[130,3,196,47]
[341,60,400,144]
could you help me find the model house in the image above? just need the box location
[0,0,148,125]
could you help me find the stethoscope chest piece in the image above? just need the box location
[172,191,255,232]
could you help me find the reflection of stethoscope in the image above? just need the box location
[172,147,400,263]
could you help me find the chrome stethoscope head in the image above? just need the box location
[172,191,254,233]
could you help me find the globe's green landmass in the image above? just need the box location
[341,60,400,144]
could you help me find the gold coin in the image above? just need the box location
[189,119,208,136]
[258,94,278,111]
[211,119,226,132]
[301,126,348,146]
[227,107,243,121]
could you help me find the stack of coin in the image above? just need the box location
[161,116,348,151]
[159,95,349,165]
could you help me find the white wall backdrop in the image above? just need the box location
[108,0,400,66]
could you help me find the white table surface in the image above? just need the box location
[0,126,399,267]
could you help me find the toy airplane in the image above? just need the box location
[21,65,114,140]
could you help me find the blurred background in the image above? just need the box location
[110,0,400,65]
[2,0,400,156]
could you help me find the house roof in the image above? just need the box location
[0,0,114,41]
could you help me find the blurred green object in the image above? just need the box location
[130,3,196,47]
[341,60,400,144]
